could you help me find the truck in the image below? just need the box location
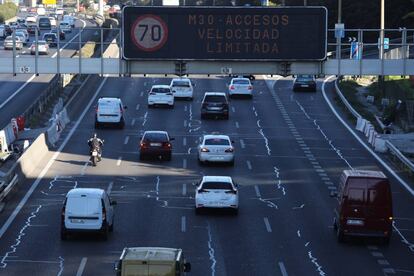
[114,247,191,276]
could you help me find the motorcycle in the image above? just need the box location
[90,148,100,166]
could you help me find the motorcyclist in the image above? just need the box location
[87,133,103,160]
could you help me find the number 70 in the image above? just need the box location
[138,24,162,41]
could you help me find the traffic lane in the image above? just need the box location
[268,77,414,274]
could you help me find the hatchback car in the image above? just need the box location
[43,33,58,47]
[170,78,194,100]
[293,75,317,92]
[148,85,174,108]
[3,36,23,50]
[15,30,29,44]
[95,97,127,129]
[30,40,49,55]
[195,176,239,215]
[198,134,235,166]
[59,21,72,33]
[201,92,229,120]
[51,28,65,40]
[228,77,253,98]
[139,131,174,161]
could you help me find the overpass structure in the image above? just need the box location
[0,6,413,76]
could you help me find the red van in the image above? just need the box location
[332,170,393,244]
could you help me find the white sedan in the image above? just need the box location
[228,77,253,98]
[195,176,239,215]
[170,78,194,100]
[198,134,234,166]
[30,41,49,55]
[148,85,174,108]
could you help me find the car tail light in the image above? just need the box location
[230,85,235,90]
[201,148,210,152]
[166,92,173,96]
[163,142,171,148]
[140,142,149,149]
[225,147,234,153]
[226,190,237,194]
[248,85,253,90]
[389,216,393,221]
[96,106,99,113]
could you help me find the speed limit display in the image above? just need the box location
[131,15,168,52]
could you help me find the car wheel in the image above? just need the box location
[224,114,229,120]
[148,104,153,108]
[382,235,391,246]
[201,114,206,120]
[119,119,125,129]
[139,154,145,161]
[333,217,338,230]
[198,158,204,166]
[195,208,201,215]
[169,104,174,109]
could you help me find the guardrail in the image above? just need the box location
[335,78,414,176]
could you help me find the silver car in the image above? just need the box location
[228,77,253,98]
[30,40,49,55]
[198,134,235,166]
[3,36,23,50]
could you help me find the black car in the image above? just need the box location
[293,75,317,92]
[27,24,40,36]
[51,28,65,40]
[3,24,12,36]
[139,131,174,161]
[43,33,57,47]
[201,92,229,120]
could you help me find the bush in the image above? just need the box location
[0,3,18,24]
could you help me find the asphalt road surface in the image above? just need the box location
[0,76,412,275]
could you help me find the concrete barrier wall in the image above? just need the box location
[15,133,49,179]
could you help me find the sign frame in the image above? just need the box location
[122,6,328,61]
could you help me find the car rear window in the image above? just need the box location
[367,179,389,205]
[172,81,190,87]
[297,75,313,81]
[202,182,233,190]
[233,79,250,85]
[152,87,171,93]
[144,133,168,142]
[43,34,55,39]
[204,95,225,102]
[66,197,101,214]
[205,138,230,146]
[347,188,365,204]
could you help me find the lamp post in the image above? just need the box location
[379,0,384,60]
[336,0,342,60]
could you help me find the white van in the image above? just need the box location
[37,7,46,16]
[95,97,127,129]
[61,188,116,240]
[63,15,75,27]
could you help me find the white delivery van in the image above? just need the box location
[95,97,127,129]
[61,188,116,240]
[114,247,191,276]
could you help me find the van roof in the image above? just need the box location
[98,97,121,103]
[66,188,104,198]
[343,170,387,179]
[121,247,181,262]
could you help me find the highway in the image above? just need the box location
[0,17,98,128]
[0,75,412,275]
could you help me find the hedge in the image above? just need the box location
[0,3,18,24]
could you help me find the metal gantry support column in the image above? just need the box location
[100,28,104,76]
[380,0,385,75]
[79,28,82,75]
[336,0,342,76]
[57,26,61,75]
[402,28,407,76]
[358,29,363,77]
[12,31,16,76]
[35,28,38,75]
[119,29,122,77]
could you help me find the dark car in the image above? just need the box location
[51,28,65,40]
[43,33,57,47]
[139,131,174,161]
[27,24,40,36]
[293,74,317,92]
[38,17,51,30]
[3,24,12,36]
[201,92,229,120]
[332,170,393,244]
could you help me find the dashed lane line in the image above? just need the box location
[75,257,87,276]
[124,136,129,145]
[246,160,252,170]
[263,217,272,233]
[278,262,289,276]
[181,216,186,233]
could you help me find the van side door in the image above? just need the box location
[103,192,113,225]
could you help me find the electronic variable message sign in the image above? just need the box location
[122,6,327,61]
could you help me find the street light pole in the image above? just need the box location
[379,0,385,59]
[336,0,342,60]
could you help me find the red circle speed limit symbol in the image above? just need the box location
[131,15,168,52]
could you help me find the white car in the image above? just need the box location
[170,78,194,100]
[3,36,23,50]
[61,188,116,240]
[26,15,37,24]
[148,85,174,108]
[63,15,75,28]
[59,22,72,33]
[95,97,127,129]
[30,40,49,55]
[228,77,253,98]
[198,134,235,166]
[195,176,239,215]
[0,25,6,38]
[49,17,57,27]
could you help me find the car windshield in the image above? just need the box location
[233,79,250,85]
[204,95,225,102]
[151,87,170,93]
[202,182,233,190]
[204,138,230,146]
[144,133,168,142]
[43,34,55,39]
[172,80,190,87]
[297,75,313,81]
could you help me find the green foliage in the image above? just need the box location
[0,2,18,24]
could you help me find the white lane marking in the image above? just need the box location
[297,230,301,237]
[254,185,261,198]
[183,158,187,169]
[246,160,252,170]
[307,251,326,276]
[142,111,148,126]
[136,103,140,110]
[0,74,36,110]
[57,256,65,276]
[322,76,414,197]
[207,222,217,276]
[263,217,272,232]
[235,121,240,128]
[107,181,113,195]
[392,221,414,252]
[124,136,129,145]
[367,245,379,250]
[182,184,186,196]
[240,139,245,149]
[0,205,42,268]
[377,259,390,266]
[278,262,289,276]
[131,118,136,126]
[155,176,160,201]
[0,77,108,239]
[258,129,271,155]
[183,137,187,146]
[184,105,188,112]
[80,162,88,176]
[181,216,186,233]
[231,106,235,113]
[75,257,87,276]
[116,157,122,166]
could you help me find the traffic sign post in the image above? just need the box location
[122,6,328,61]
[350,41,362,60]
